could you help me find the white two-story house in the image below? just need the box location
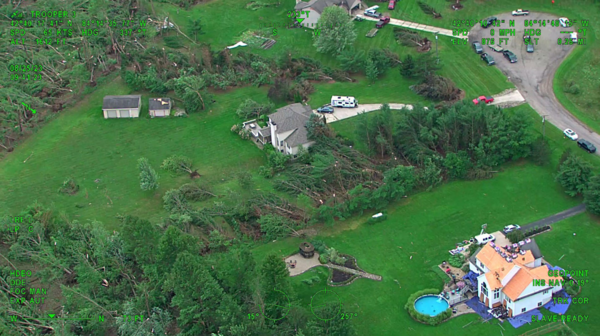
[268,103,315,156]
[469,239,563,317]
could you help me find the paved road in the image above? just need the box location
[520,204,586,232]
[469,13,600,156]
[360,16,466,39]
[317,89,527,123]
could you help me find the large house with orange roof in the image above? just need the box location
[468,238,563,317]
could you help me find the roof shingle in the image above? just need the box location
[103,95,141,109]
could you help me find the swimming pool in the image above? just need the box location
[414,295,449,317]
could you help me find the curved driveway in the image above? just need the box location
[469,12,600,155]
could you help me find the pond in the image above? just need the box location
[414,295,449,317]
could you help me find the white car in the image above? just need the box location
[504,225,521,233]
[559,17,570,28]
[564,128,578,140]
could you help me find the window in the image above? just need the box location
[543,290,549,295]
[479,261,484,268]
[481,282,488,296]
[538,302,543,307]
[493,289,500,299]
[508,298,512,303]
[521,308,527,313]
[280,141,283,146]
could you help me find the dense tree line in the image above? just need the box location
[271,102,536,224]
[1,203,356,335]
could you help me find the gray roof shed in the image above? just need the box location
[149,98,171,110]
[103,95,141,109]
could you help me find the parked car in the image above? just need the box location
[473,95,494,104]
[577,139,596,153]
[481,17,497,28]
[376,16,390,29]
[563,128,578,140]
[489,44,504,52]
[481,53,495,65]
[317,104,334,113]
[503,50,518,63]
[512,9,530,16]
[388,0,396,10]
[526,43,534,53]
[364,11,382,18]
[503,224,521,233]
[472,42,483,54]
[559,17,570,28]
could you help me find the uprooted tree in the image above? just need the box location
[417,1,442,18]
[393,28,431,51]
[161,155,200,178]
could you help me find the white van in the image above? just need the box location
[331,96,358,108]
[365,5,379,13]
[474,234,495,245]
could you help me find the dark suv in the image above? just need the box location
[503,50,518,63]
[577,139,597,153]
[481,17,497,28]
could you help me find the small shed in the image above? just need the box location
[102,95,141,119]
[299,242,315,258]
[149,98,171,117]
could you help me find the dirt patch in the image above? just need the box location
[331,268,354,283]
[190,171,201,179]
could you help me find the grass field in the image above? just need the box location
[0,78,271,229]
[252,159,588,335]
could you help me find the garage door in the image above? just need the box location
[107,110,117,118]
[119,110,130,118]
[155,111,164,117]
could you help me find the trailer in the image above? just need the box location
[331,96,358,108]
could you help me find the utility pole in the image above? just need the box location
[435,33,439,63]
[542,115,548,138]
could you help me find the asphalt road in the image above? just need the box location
[519,203,586,232]
[469,13,600,156]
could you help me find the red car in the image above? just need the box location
[388,0,396,10]
[376,16,390,28]
[473,96,494,104]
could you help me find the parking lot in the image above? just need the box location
[469,13,600,156]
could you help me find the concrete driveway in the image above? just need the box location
[317,104,414,123]
[469,12,600,155]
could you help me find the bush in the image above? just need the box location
[237,171,254,189]
[301,275,322,285]
[530,137,552,166]
[468,243,480,256]
[448,253,465,267]
[507,230,525,243]
[311,239,328,254]
[564,81,581,95]
[564,280,579,296]
[461,264,470,273]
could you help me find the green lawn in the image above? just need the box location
[0,78,270,229]
[253,160,585,335]
[253,101,600,336]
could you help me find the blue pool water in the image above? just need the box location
[414,295,449,317]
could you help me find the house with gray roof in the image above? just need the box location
[269,103,315,155]
[102,95,142,119]
[294,0,362,29]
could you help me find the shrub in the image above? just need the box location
[530,137,552,166]
[237,171,254,189]
[301,275,322,285]
[507,230,525,243]
[311,239,328,254]
[564,81,581,95]
[461,264,470,273]
[164,36,184,49]
[448,253,465,267]
[564,280,579,296]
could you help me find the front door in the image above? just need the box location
[485,297,489,307]
[480,293,484,302]
[508,308,513,317]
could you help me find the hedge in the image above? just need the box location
[405,288,452,326]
